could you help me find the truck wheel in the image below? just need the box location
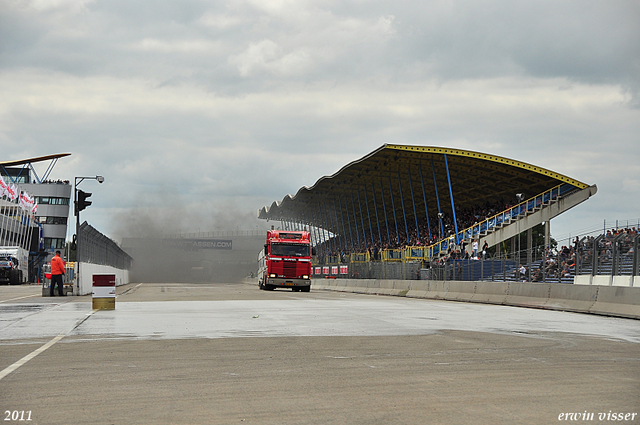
[8,269,19,285]
[301,286,311,292]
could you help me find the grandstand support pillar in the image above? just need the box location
[339,196,352,251]
[371,183,383,245]
[351,193,361,250]
[356,188,368,250]
[431,159,444,240]
[418,164,432,242]
[311,212,320,250]
[322,204,334,253]
[544,221,550,250]
[322,204,336,251]
[363,186,375,248]
[407,168,420,242]
[319,206,330,253]
[388,176,400,245]
[333,200,345,251]
[444,154,460,245]
[397,172,410,244]
[329,206,337,252]
[511,236,516,263]
[379,180,391,245]
[312,209,322,256]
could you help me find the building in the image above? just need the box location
[1,154,72,281]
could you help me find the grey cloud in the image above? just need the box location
[0,0,638,239]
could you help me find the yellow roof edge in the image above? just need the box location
[0,153,72,167]
[385,144,589,189]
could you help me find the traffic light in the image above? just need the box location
[75,189,92,215]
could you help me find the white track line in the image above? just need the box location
[0,294,41,303]
[0,334,66,381]
[0,309,98,381]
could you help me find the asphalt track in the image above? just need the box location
[0,282,639,425]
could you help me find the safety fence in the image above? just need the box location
[313,233,640,283]
[78,222,132,270]
[314,259,524,282]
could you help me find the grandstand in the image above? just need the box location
[258,144,606,283]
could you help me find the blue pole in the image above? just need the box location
[341,195,354,251]
[313,211,322,251]
[397,172,410,245]
[317,207,328,253]
[312,210,321,255]
[444,154,460,245]
[371,183,383,245]
[321,205,333,254]
[357,188,368,249]
[408,168,420,242]
[380,181,391,246]
[339,196,352,251]
[419,164,432,242]
[363,186,375,248]
[328,203,338,253]
[351,193,361,250]
[388,176,400,245]
[333,200,344,251]
[431,159,444,239]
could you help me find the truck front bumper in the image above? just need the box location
[266,278,311,288]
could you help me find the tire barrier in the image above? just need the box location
[312,278,640,320]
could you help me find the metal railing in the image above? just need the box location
[425,183,574,260]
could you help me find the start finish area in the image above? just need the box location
[0,282,639,425]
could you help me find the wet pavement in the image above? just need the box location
[1,282,639,424]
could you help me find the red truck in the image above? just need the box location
[258,230,313,292]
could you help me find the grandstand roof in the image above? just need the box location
[258,144,590,235]
[0,153,71,167]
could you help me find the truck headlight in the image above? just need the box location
[302,275,309,279]
[269,273,276,278]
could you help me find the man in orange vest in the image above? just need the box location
[50,250,65,296]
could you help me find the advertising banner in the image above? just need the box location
[162,239,232,250]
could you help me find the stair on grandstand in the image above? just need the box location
[429,183,597,259]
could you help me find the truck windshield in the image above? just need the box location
[271,243,309,257]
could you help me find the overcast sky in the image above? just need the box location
[1,0,639,244]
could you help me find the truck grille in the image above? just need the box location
[283,262,297,277]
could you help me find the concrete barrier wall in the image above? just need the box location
[312,278,640,320]
[77,263,130,296]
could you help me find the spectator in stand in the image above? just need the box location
[518,264,527,281]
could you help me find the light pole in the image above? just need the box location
[74,175,104,295]
[437,212,444,239]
